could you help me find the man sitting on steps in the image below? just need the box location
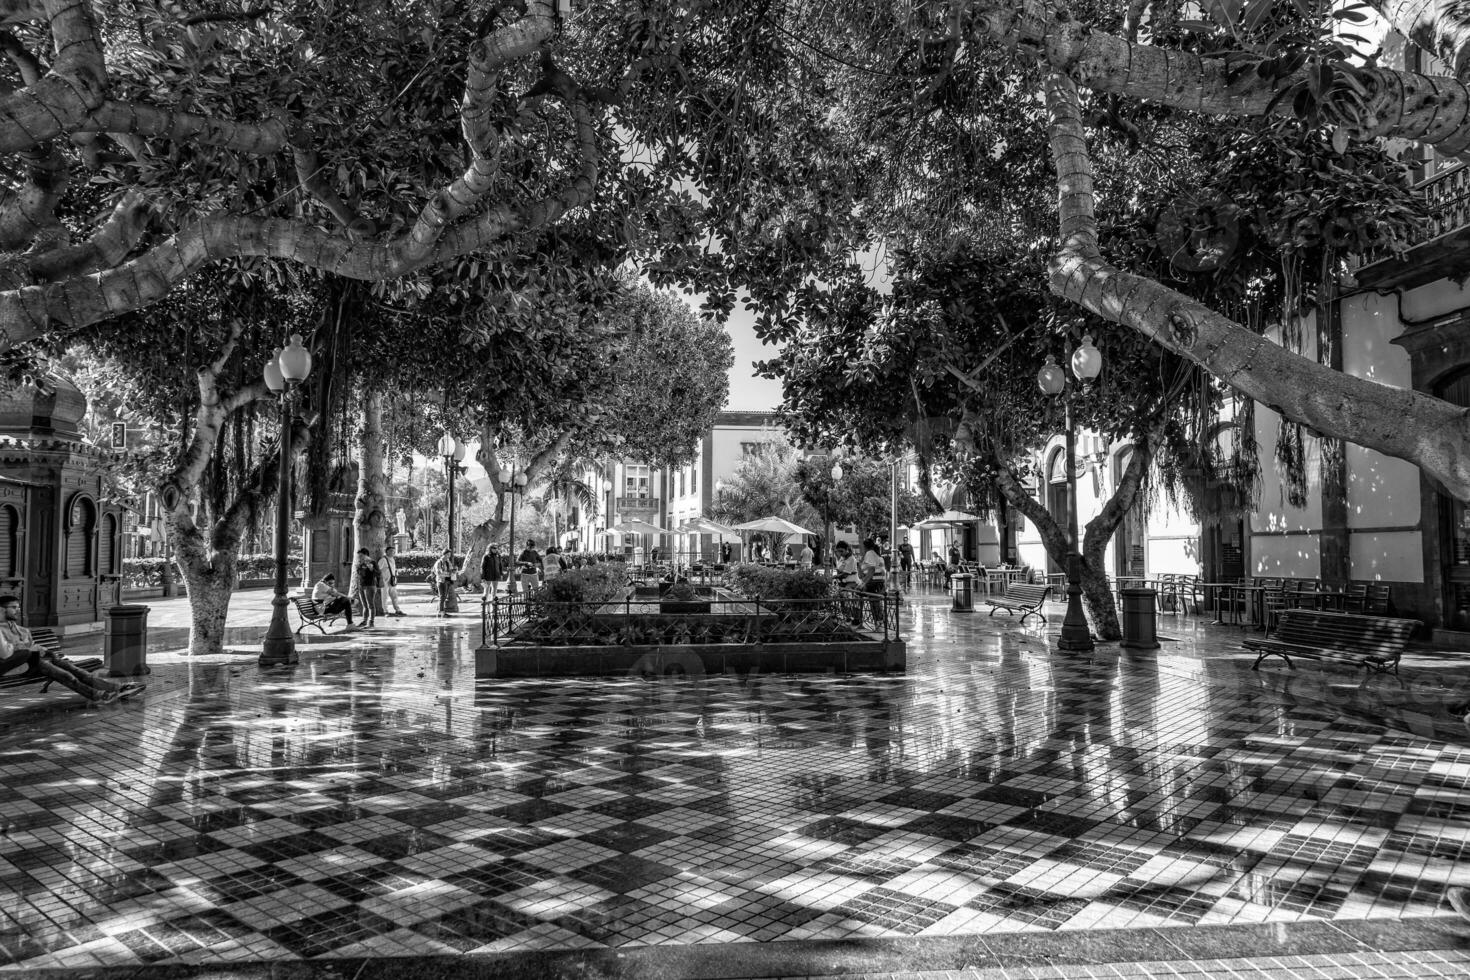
[0,595,142,704]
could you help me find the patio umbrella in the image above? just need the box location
[918,509,981,527]
[611,518,667,563]
[733,516,815,536]
[683,516,741,539]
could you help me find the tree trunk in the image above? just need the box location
[353,388,387,557]
[458,514,508,588]
[991,432,1153,644]
[1373,0,1470,81]
[169,523,240,657]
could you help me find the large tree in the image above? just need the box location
[648,0,1470,502]
[0,0,760,347]
[454,281,734,583]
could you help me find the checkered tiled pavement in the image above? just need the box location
[2,589,1469,973]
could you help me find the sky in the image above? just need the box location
[720,302,786,412]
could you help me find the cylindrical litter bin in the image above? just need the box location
[105,604,151,676]
[951,573,974,613]
[1120,588,1159,650]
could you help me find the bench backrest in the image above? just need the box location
[1272,609,1414,655]
[292,596,320,616]
[1003,583,1049,605]
[28,627,59,652]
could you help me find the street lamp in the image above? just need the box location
[828,461,843,569]
[499,464,531,592]
[260,334,312,667]
[1037,333,1103,652]
[437,433,466,613]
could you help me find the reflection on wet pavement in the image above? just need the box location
[1,591,1467,970]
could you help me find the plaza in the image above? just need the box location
[2,585,1469,978]
[12,2,1470,979]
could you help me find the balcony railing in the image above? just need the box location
[1355,162,1470,273]
[616,495,657,510]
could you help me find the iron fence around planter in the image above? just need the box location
[479,587,901,649]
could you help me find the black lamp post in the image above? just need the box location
[1037,334,1103,653]
[438,434,466,613]
[260,334,312,667]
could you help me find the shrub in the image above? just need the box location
[664,582,697,602]
[395,551,463,576]
[721,563,833,600]
[526,563,627,612]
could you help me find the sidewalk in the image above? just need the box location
[1,586,1468,977]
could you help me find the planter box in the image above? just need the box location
[476,638,905,678]
[659,600,711,615]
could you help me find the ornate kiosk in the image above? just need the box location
[0,376,125,630]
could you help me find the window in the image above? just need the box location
[740,442,769,457]
[690,464,697,495]
[0,505,15,577]
[624,465,651,498]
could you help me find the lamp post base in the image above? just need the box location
[1057,555,1095,652]
[259,594,298,666]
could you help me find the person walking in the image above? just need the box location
[833,541,861,625]
[378,546,405,616]
[481,543,504,597]
[312,573,354,627]
[433,548,457,615]
[0,595,141,703]
[860,537,888,625]
[353,548,379,627]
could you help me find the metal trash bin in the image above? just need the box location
[1120,588,1159,650]
[951,573,974,613]
[105,604,151,677]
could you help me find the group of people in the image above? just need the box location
[310,545,406,629]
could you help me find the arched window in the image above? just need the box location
[65,495,96,578]
[1044,448,1069,575]
[0,504,17,577]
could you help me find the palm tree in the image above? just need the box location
[537,458,598,551]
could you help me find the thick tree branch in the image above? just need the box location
[286,124,375,237]
[1080,427,1153,558]
[26,189,150,281]
[0,0,106,153]
[1374,0,1470,81]
[1042,72,1470,500]
[0,29,42,85]
[75,99,289,155]
[0,1,42,26]
[976,0,1470,157]
[0,142,65,250]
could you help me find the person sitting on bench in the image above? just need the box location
[312,574,354,627]
[0,596,140,704]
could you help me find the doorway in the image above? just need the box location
[1046,448,1068,575]
[1112,447,1146,578]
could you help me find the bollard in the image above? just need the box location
[105,604,151,677]
[1120,588,1159,650]
[951,572,974,613]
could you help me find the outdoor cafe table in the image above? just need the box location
[1200,582,1266,629]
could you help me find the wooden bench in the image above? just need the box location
[985,583,1050,625]
[1244,609,1416,674]
[1,628,104,693]
[293,595,345,634]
